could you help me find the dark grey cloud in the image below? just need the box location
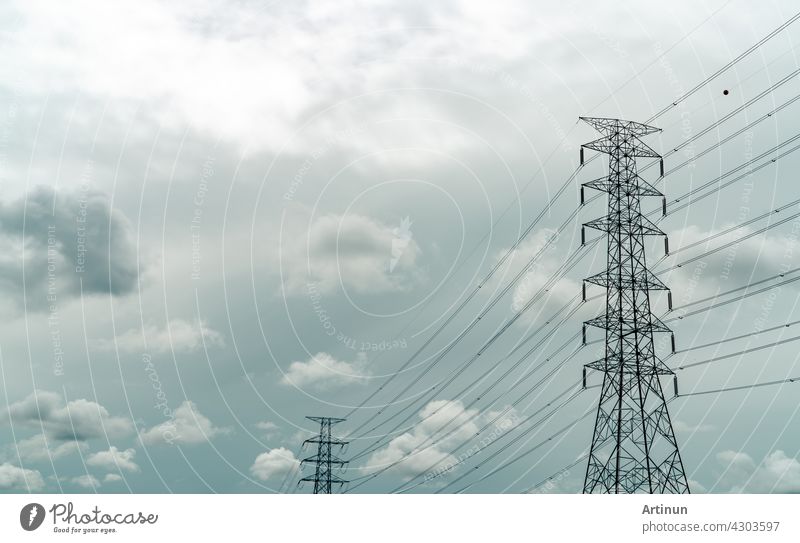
[0,185,139,310]
[2,390,134,442]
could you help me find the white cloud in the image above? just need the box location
[0,0,556,154]
[362,399,519,481]
[281,352,369,389]
[250,447,300,481]
[3,390,134,442]
[663,223,800,297]
[87,446,140,473]
[716,449,800,492]
[279,211,424,296]
[689,479,707,493]
[1,0,316,153]
[139,401,229,445]
[492,228,581,325]
[255,421,279,438]
[91,319,225,353]
[104,473,123,483]
[256,421,279,432]
[672,419,715,434]
[71,474,101,489]
[0,462,45,491]
[3,434,88,463]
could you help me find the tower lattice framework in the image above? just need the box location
[579,116,689,494]
[300,416,349,494]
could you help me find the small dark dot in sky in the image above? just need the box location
[723,89,729,95]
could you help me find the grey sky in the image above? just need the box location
[0,0,799,493]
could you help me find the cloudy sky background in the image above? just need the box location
[1,0,800,493]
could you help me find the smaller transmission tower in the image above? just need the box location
[299,416,349,494]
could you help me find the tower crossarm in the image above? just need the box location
[301,454,349,466]
[303,437,350,446]
[579,116,661,136]
[585,355,674,375]
[583,213,665,237]
[583,175,663,197]
[585,269,669,291]
[583,314,671,335]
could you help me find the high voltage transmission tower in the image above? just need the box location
[579,117,689,494]
[299,416,349,494]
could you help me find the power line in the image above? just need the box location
[662,87,800,177]
[661,66,800,168]
[349,117,798,456]
[348,210,590,448]
[668,272,800,323]
[349,377,584,493]
[672,267,800,314]
[665,135,800,218]
[345,292,590,489]
[437,391,595,494]
[675,333,800,372]
[525,454,590,494]
[345,178,585,436]
[646,10,800,122]
[581,267,800,349]
[431,384,587,493]
[676,319,800,354]
[390,354,586,494]
[666,199,800,257]
[586,0,734,115]
[352,142,800,486]
[349,155,800,474]
[370,269,800,493]
[488,393,678,494]
[522,368,800,492]
[359,335,585,492]
[523,367,800,492]
[452,407,595,494]
[678,375,800,397]
[278,444,303,493]
[344,43,799,434]
[342,155,584,422]
[346,59,800,441]
[663,212,800,273]
[348,301,585,473]
[338,22,800,492]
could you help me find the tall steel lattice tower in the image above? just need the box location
[578,117,689,494]
[299,416,349,494]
